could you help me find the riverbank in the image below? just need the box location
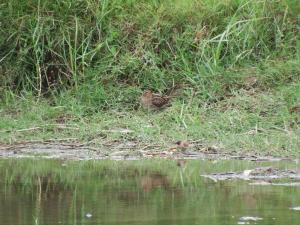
[1,0,299,157]
[1,62,300,158]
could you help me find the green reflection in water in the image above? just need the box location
[0,159,300,225]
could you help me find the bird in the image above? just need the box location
[175,140,190,154]
[243,76,258,90]
[140,84,183,110]
[176,159,187,168]
[140,90,171,110]
[175,140,190,149]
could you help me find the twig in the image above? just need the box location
[16,127,42,132]
[0,124,80,133]
[140,144,163,151]
[0,138,79,147]
[45,138,79,142]
[102,129,134,133]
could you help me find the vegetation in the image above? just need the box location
[0,0,300,156]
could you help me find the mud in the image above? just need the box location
[202,167,300,182]
[0,140,298,162]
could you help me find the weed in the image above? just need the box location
[0,0,300,156]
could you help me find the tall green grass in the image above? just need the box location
[1,0,299,109]
[1,0,300,155]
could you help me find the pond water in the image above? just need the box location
[0,159,300,225]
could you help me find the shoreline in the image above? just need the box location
[1,140,298,162]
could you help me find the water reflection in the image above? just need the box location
[0,159,300,225]
[140,173,170,192]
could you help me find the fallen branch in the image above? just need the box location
[140,144,163,151]
[0,124,80,133]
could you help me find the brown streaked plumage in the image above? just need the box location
[243,76,258,89]
[140,90,171,110]
[175,140,190,149]
[140,84,183,111]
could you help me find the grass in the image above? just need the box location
[0,0,300,156]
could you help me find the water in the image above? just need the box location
[0,159,300,225]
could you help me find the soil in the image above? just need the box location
[0,140,298,162]
[1,140,300,183]
[202,167,300,182]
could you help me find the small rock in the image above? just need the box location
[273,182,300,187]
[290,206,300,211]
[85,213,92,218]
[249,181,271,186]
[239,216,263,221]
[243,170,252,176]
[237,222,248,225]
[211,160,218,164]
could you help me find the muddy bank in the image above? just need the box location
[202,167,300,182]
[0,140,298,162]
[1,141,300,186]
